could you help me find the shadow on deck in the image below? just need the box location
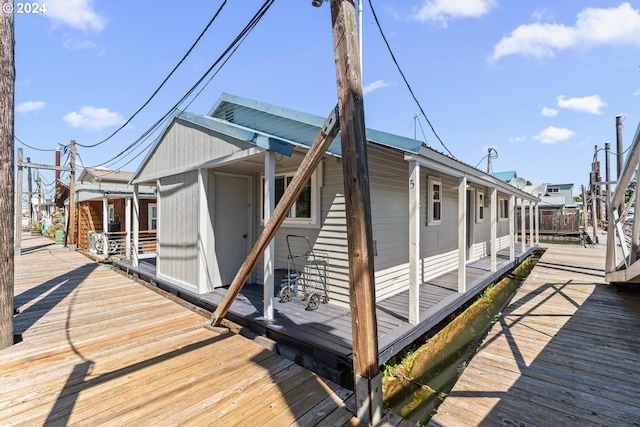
[115,246,538,371]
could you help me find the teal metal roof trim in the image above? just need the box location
[493,171,517,182]
[178,111,294,157]
[209,93,422,156]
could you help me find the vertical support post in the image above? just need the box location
[408,160,420,325]
[102,194,109,257]
[263,152,275,320]
[591,185,598,244]
[68,140,76,250]
[533,202,540,245]
[330,1,381,423]
[26,157,32,223]
[198,168,210,294]
[132,184,140,267]
[15,148,22,256]
[529,201,534,250]
[458,176,467,292]
[631,157,640,263]
[616,115,623,180]
[125,197,131,259]
[520,198,526,253]
[490,187,497,272]
[605,141,611,224]
[509,195,515,261]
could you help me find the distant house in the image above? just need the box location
[56,167,157,257]
[128,93,540,322]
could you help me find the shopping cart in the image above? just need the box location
[279,235,329,311]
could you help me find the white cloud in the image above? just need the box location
[413,0,496,26]
[491,2,640,60]
[508,135,526,143]
[16,101,45,113]
[533,126,574,144]
[363,80,392,96]
[557,95,606,115]
[541,107,558,117]
[46,0,106,32]
[62,34,98,51]
[63,106,124,130]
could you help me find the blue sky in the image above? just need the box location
[14,0,640,198]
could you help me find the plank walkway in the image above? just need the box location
[116,247,537,367]
[429,238,640,426]
[3,234,409,427]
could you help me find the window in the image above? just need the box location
[108,204,115,222]
[427,177,442,225]
[476,191,485,222]
[148,203,157,230]
[261,171,318,226]
[499,198,509,220]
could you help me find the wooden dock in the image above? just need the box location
[3,234,409,426]
[116,247,537,370]
[429,240,640,426]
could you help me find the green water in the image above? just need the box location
[385,251,542,424]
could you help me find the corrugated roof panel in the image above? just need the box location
[209,93,421,156]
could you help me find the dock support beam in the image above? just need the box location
[458,176,467,292]
[263,152,275,321]
[408,161,420,325]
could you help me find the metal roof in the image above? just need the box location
[208,93,422,156]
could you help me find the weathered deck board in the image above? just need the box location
[429,239,640,427]
[2,234,415,426]
[116,247,536,366]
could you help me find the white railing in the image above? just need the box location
[93,230,157,260]
[606,121,640,283]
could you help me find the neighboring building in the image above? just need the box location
[56,167,157,257]
[128,93,540,316]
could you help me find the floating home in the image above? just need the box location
[118,93,540,371]
[57,167,157,259]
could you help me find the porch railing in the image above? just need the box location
[96,230,157,259]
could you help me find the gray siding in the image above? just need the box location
[157,171,199,290]
[136,119,253,182]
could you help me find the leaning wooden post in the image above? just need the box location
[330,0,382,423]
[210,108,340,326]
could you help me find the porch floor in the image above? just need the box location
[115,246,538,367]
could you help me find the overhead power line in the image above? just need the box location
[77,0,229,149]
[92,0,275,170]
[367,0,454,158]
[15,136,59,152]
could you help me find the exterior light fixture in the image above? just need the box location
[311,0,323,7]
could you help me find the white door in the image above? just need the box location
[214,174,250,285]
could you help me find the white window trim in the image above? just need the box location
[498,197,509,222]
[148,203,157,230]
[476,191,485,223]
[260,169,320,228]
[427,176,442,226]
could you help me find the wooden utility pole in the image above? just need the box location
[27,157,32,222]
[616,115,623,179]
[0,8,14,350]
[605,142,611,222]
[330,0,382,424]
[68,140,77,249]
